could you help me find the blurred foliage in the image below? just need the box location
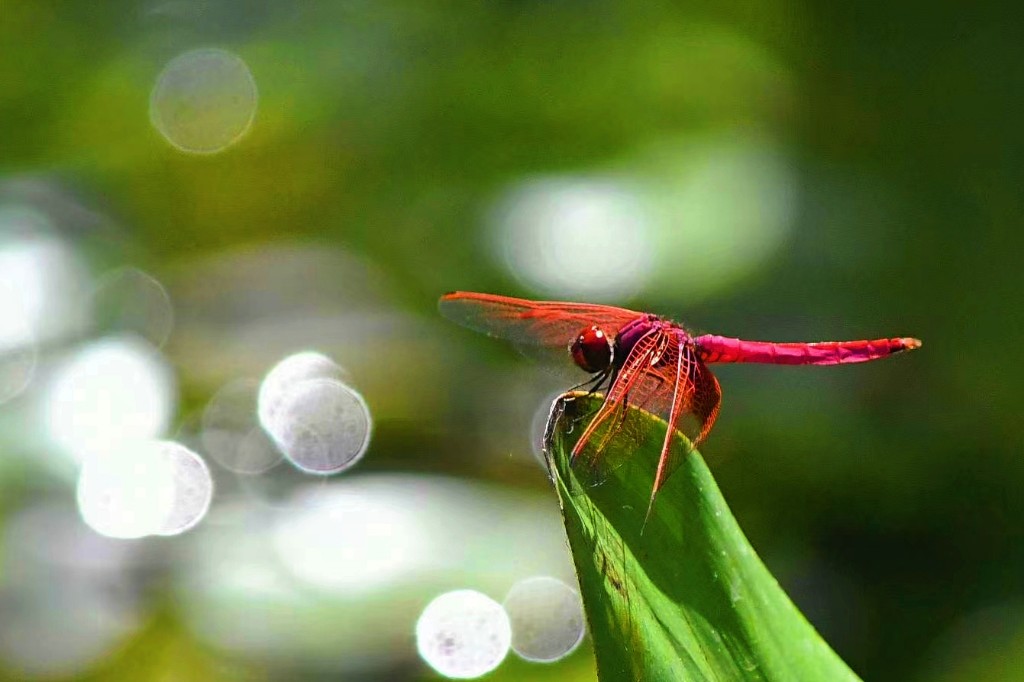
[1,1,1023,681]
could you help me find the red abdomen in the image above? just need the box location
[695,335,922,365]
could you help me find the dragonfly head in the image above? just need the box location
[569,325,613,374]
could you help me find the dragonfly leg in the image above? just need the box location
[565,367,618,436]
[586,366,618,397]
[568,368,609,394]
[605,366,619,393]
[581,392,631,469]
[617,391,630,426]
[590,370,630,461]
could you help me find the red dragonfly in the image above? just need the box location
[439,291,921,517]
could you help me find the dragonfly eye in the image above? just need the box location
[570,326,613,373]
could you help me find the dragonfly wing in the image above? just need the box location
[646,336,693,522]
[627,341,723,522]
[690,360,722,448]
[639,344,721,441]
[439,291,642,348]
[569,329,665,486]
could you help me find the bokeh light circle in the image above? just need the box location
[0,210,90,348]
[272,484,429,595]
[416,589,512,679]
[157,441,214,536]
[201,378,282,475]
[44,336,176,464]
[267,378,372,474]
[150,47,258,154]
[0,215,90,403]
[529,390,567,470]
[643,133,798,303]
[76,440,176,539]
[490,176,654,301]
[0,328,36,406]
[90,267,174,348]
[503,576,585,662]
[257,351,350,437]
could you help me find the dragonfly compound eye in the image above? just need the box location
[569,326,613,373]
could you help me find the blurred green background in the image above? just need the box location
[1,1,1021,680]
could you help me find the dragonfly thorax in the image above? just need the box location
[612,315,663,369]
[569,325,613,373]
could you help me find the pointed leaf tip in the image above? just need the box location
[544,392,862,682]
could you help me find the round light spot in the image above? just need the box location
[0,331,36,406]
[45,336,176,464]
[201,378,282,475]
[0,212,90,349]
[490,176,654,301]
[150,47,258,154]
[0,217,89,403]
[156,442,214,536]
[234,455,330,509]
[90,267,174,348]
[416,589,512,679]
[257,351,350,436]
[76,440,176,539]
[267,378,371,474]
[0,238,47,349]
[504,576,585,662]
[529,390,568,470]
[272,485,428,595]
[643,133,797,303]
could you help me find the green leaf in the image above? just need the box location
[544,393,863,682]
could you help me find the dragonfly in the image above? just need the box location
[439,291,921,519]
